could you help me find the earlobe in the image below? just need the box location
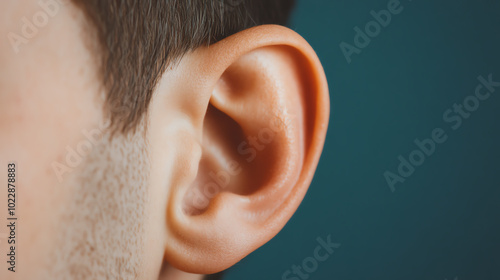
[161,25,329,274]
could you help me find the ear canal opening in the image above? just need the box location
[182,101,279,216]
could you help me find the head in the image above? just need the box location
[0,0,329,279]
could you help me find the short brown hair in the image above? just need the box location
[72,0,296,133]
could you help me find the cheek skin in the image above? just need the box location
[0,2,106,279]
[47,123,150,280]
[0,2,163,280]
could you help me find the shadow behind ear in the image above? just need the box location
[204,272,225,280]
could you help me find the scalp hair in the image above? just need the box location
[72,0,296,133]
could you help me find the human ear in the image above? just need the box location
[150,24,329,274]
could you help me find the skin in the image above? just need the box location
[0,1,329,279]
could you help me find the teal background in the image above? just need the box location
[225,0,500,279]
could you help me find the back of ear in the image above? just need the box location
[156,25,329,274]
